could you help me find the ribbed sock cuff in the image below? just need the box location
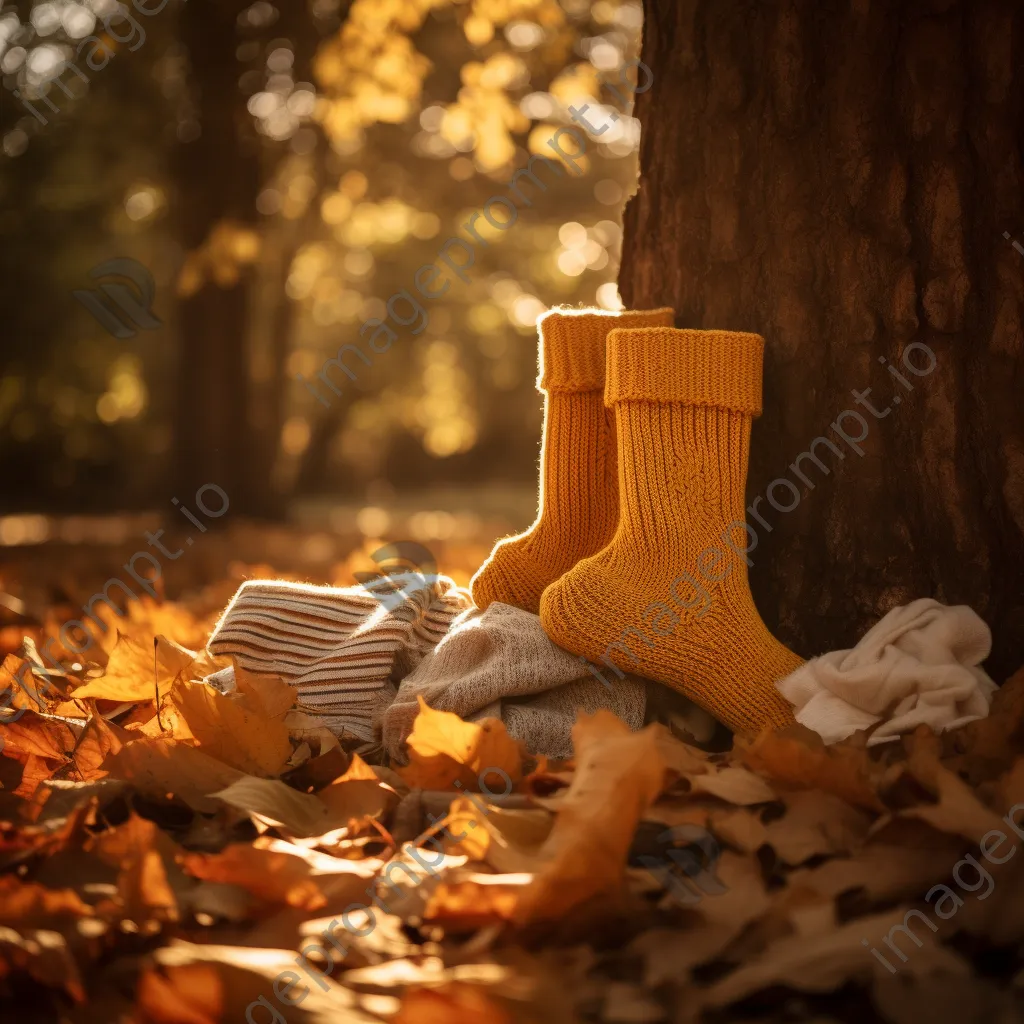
[537,307,674,392]
[605,327,764,415]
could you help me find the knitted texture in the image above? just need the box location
[381,601,647,761]
[206,573,473,744]
[470,306,674,613]
[539,327,802,737]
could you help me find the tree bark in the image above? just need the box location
[622,0,1024,680]
[173,0,261,516]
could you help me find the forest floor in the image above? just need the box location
[1,521,1023,1024]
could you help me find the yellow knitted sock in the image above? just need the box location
[539,327,801,736]
[470,307,674,614]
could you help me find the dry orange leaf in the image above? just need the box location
[0,711,79,798]
[0,654,47,715]
[71,633,195,703]
[181,842,326,911]
[422,875,526,932]
[514,711,668,924]
[0,875,94,927]
[394,983,515,1024]
[400,696,522,791]
[103,736,246,813]
[136,962,222,1024]
[233,664,296,720]
[159,677,292,777]
[88,814,183,922]
[742,727,886,813]
[71,710,132,780]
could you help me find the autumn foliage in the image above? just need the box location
[1,570,1024,1023]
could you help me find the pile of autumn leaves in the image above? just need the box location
[2,607,1024,1024]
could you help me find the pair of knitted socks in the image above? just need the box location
[470,308,801,737]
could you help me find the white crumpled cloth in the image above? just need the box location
[776,598,997,746]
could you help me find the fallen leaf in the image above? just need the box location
[394,983,515,1024]
[0,876,94,927]
[70,710,132,779]
[441,796,552,873]
[514,712,667,924]
[136,962,222,1024]
[763,790,872,866]
[209,775,392,838]
[160,676,292,777]
[87,813,185,921]
[699,910,971,1012]
[0,925,86,1003]
[688,766,776,805]
[180,843,327,911]
[71,633,195,703]
[400,697,522,791]
[0,654,47,714]
[422,876,525,931]
[742,727,885,813]
[104,736,246,812]
[234,664,296,720]
[146,940,384,1023]
[0,712,80,797]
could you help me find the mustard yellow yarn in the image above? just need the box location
[470,307,674,614]
[539,327,801,736]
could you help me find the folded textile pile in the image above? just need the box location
[776,597,997,746]
[206,573,645,757]
[381,601,647,761]
[206,572,472,745]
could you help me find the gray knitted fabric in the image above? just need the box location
[381,601,647,761]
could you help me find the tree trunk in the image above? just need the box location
[622,0,1024,681]
[173,0,262,516]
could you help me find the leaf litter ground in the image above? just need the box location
[1,538,1024,1024]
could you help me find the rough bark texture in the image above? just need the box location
[621,0,1024,680]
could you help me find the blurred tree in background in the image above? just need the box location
[0,0,645,520]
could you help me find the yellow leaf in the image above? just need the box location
[161,677,292,777]
[399,696,522,791]
[233,664,295,720]
[71,634,195,704]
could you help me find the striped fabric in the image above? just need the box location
[206,572,473,744]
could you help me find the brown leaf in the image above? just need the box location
[180,842,327,911]
[88,813,184,922]
[0,711,79,797]
[0,654,47,714]
[71,710,132,779]
[699,910,970,1012]
[136,962,222,1024]
[763,790,872,866]
[0,925,86,1003]
[514,712,667,924]
[742,726,886,813]
[885,736,1008,844]
[0,876,94,928]
[422,875,526,931]
[146,940,384,1022]
[688,766,777,805]
[394,983,515,1024]
[104,736,246,812]
[209,774,393,839]
[441,796,552,873]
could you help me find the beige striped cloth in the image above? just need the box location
[206,572,473,744]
